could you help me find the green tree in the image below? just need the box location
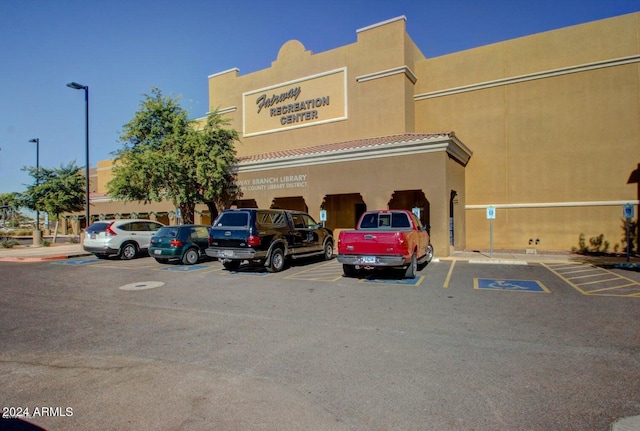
[109,87,240,223]
[191,112,241,220]
[0,192,23,228]
[21,162,86,241]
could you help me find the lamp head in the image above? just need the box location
[66,82,87,90]
[29,138,38,143]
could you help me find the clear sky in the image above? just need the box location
[1,0,639,195]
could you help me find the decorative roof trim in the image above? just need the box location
[217,106,237,115]
[237,133,472,173]
[415,55,640,101]
[466,200,640,210]
[208,68,240,79]
[357,16,406,34]
[356,66,417,84]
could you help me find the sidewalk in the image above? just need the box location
[1,242,638,267]
[0,242,91,262]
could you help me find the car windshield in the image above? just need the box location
[359,212,411,229]
[214,212,249,227]
[86,222,110,233]
[155,227,179,238]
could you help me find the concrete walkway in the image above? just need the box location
[1,242,639,267]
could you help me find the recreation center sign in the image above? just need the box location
[243,68,347,137]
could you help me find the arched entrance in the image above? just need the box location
[388,190,430,227]
[233,199,258,208]
[321,193,366,230]
[271,196,308,212]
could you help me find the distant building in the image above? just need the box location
[68,12,640,256]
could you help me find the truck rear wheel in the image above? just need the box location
[404,254,417,279]
[267,247,285,273]
[223,260,241,270]
[323,240,334,261]
[343,264,357,277]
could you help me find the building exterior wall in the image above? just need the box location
[74,12,640,256]
[415,12,640,252]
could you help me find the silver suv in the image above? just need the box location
[84,219,164,259]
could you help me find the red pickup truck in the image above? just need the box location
[337,209,433,278]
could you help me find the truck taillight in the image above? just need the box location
[247,235,261,247]
[105,222,117,237]
[397,236,408,250]
[170,239,183,247]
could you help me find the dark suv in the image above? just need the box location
[206,209,334,272]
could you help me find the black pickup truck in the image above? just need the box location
[206,208,334,272]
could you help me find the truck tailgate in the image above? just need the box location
[209,228,249,248]
[339,231,405,255]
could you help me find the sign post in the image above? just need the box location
[319,209,327,227]
[624,204,634,263]
[486,206,496,258]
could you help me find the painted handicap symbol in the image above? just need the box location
[52,258,102,266]
[160,265,207,272]
[475,278,549,293]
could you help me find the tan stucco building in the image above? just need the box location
[73,12,640,257]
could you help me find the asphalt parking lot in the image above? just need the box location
[1,255,639,430]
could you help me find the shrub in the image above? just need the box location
[1,238,19,248]
[576,233,610,254]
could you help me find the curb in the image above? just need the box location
[468,259,528,265]
[0,252,92,262]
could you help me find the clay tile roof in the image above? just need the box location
[238,132,455,163]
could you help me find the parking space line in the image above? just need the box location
[588,283,638,294]
[443,260,455,288]
[560,268,597,275]
[578,277,623,286]
[199,266,224,274]
[90,263,157,270]
[542,262,640,297]
[285,261,343,282]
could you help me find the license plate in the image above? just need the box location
[154,250,162,255]
[90,234,96,239]
[218,250,234,258]
[362,256,376,264]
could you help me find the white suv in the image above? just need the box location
[84,219,164,259]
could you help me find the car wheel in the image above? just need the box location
[404,253,417,279]
[182,248,199,265]
[222,260,241,270]
[425,243,434,263]
[323,240,334,260]
[120,243,137,260]
[267,247,285,273]
[343,264,356,277]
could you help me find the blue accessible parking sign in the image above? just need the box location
[474,278,549,293]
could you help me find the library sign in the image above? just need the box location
[243,68,347,137]
[237,173,308,192]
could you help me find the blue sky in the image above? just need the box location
[1,0,639,195]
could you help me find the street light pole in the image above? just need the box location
[28,138,41,246]
[66,82,90,229]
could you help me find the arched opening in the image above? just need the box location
[321,193,366,230]
[233,199,258,208]
[388,190,430,227]
[271,196,308,212]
